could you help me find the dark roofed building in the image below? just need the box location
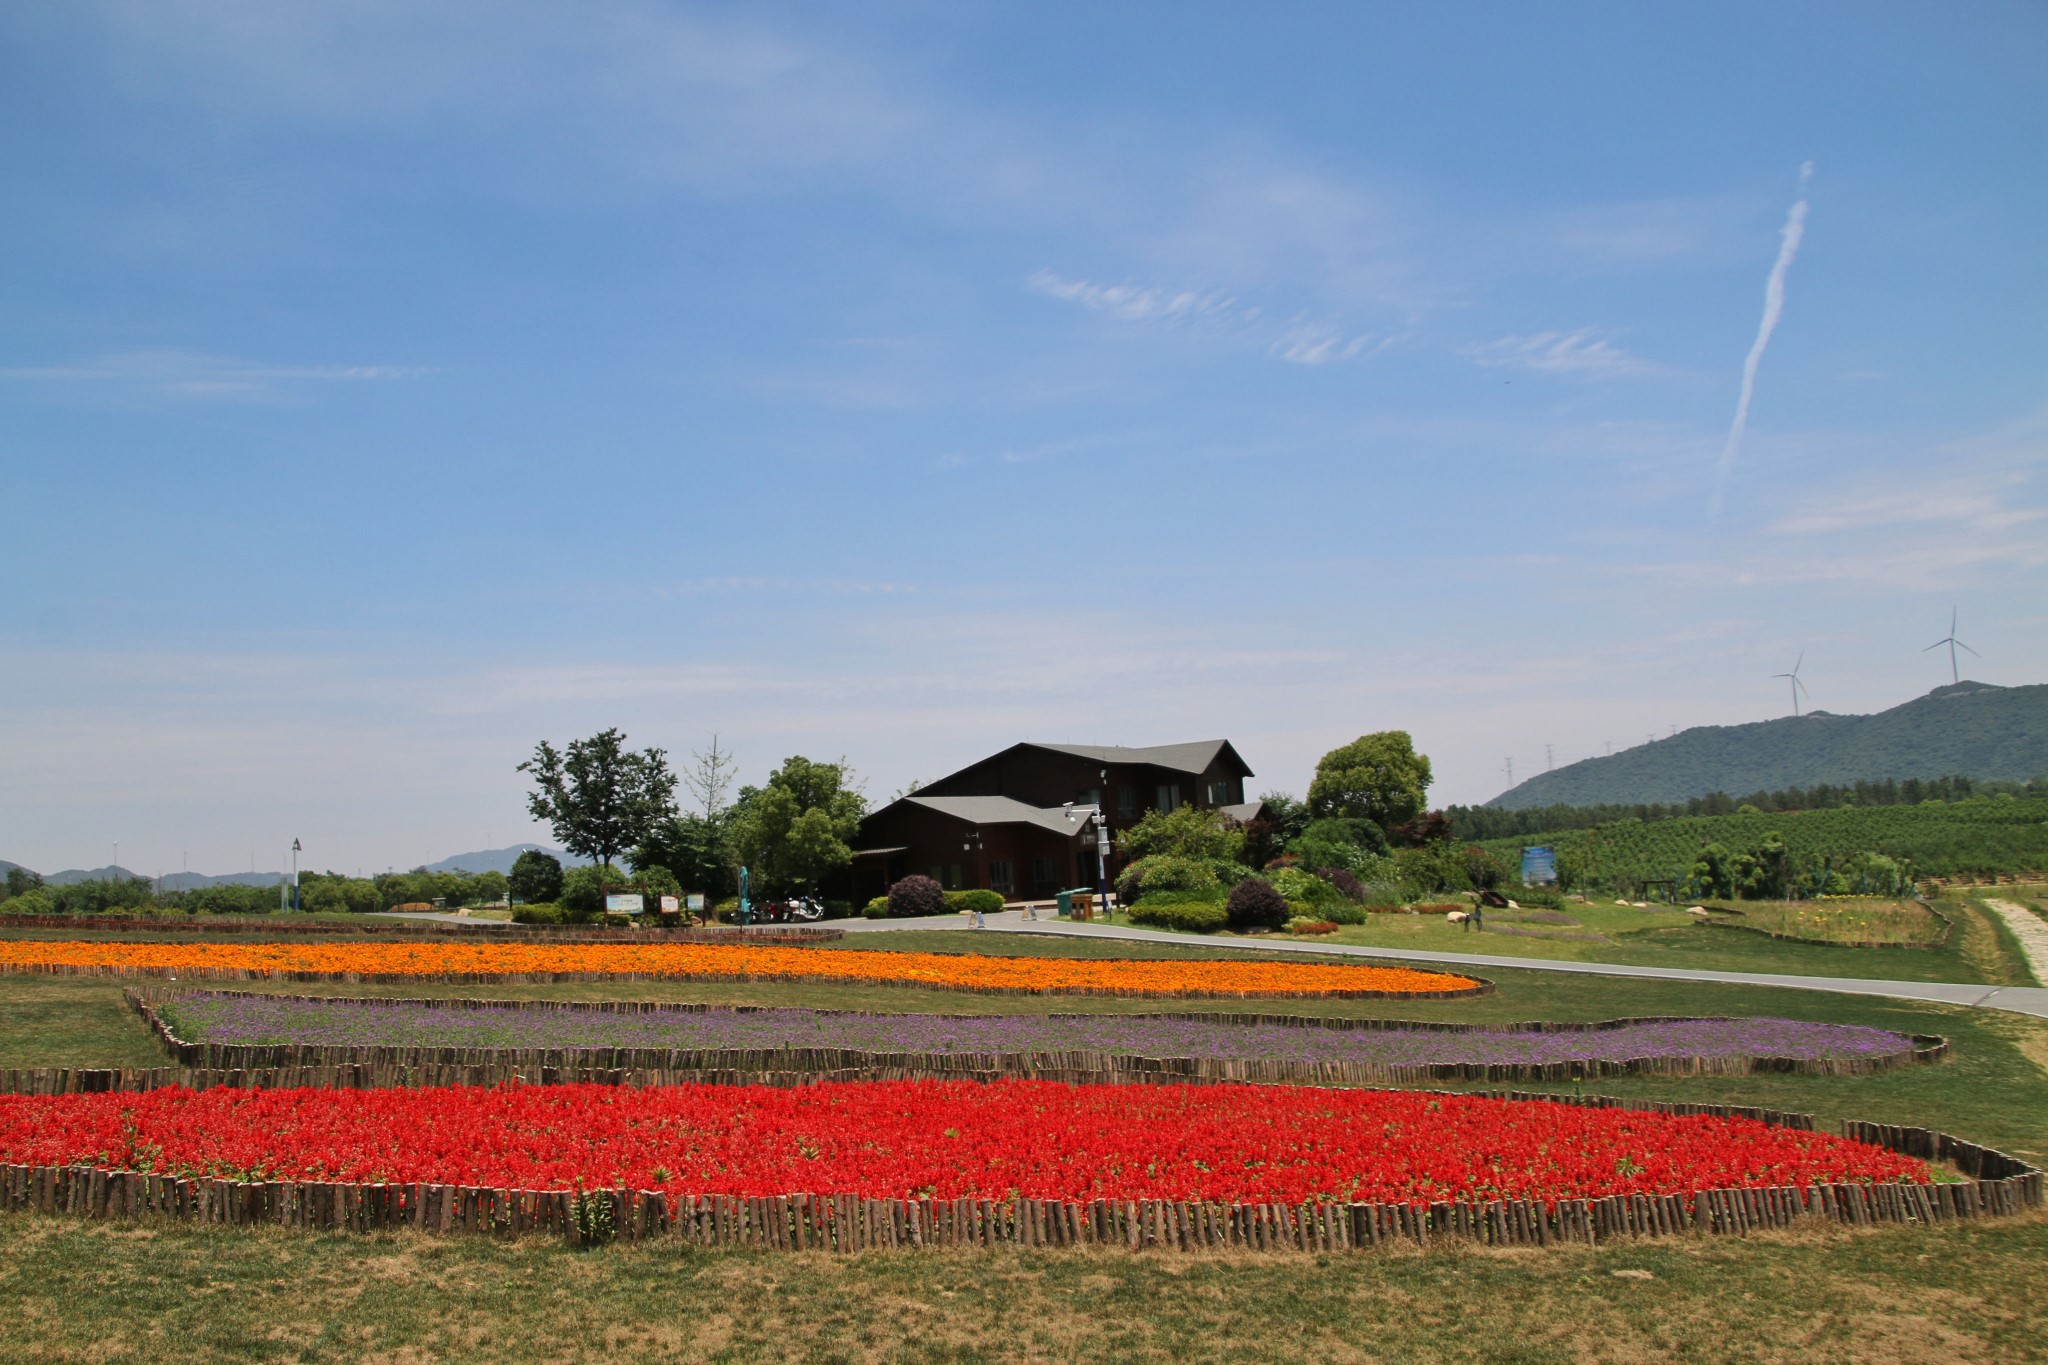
[851,740,1260,903]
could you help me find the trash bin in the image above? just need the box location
[1055,889,1073,919]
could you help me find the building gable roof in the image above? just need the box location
[900,795,1090,838]
[1029,740,1247,776]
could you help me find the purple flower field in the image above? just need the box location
[158,994,1918,1068]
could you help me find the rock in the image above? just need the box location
[1446,910,1467,923]
[1610,1269,1656,1281]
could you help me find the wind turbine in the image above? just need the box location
[1771,652,1809,717]
[1922,608,1978,685]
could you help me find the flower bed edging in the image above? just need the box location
[0,1094,2035,1251]
[122,989,1949,1087]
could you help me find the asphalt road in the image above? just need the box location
[841,910,2048,1019]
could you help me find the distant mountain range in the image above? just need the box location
[1489,680,2048,809]
[419,844,586,875]
[2,844,585,886]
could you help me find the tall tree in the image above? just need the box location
[1308,731,1433,833]
[682,734,738,822]
[729,755,867,893]
[507,849,564,904]
[518,728,679,875]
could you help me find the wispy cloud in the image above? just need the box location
[1,349,428,401]
[1462,328,1671,378]
[1026,269,1384,367]
[1709,162,1815,517]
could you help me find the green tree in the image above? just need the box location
[518,728,679,875]
[474,870,509,905]
[729,756,866,893]
[3,866,44,902]
[559,863,631,923]
[634,814,733,898]
[1116,805,1246,864]
[1257,792,1312,846]
[1308,732,1433,833]
[508,850,564,904]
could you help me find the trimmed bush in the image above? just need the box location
[509,902,564,925]
[1285,917,1340,935]
[1115,853,1233,904]
[1226,877,1288,931]
[861,896,891,919]
[1320,867,1365,901]
[1126,899,1229,933]
[1322,900,1367,925]
[886,875,948,919]
[945,888,1006,915]
[1268,866,1341,907]
[1510,884,1565,910]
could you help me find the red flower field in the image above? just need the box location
[0,1080,1929,1209]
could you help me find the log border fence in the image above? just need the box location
[0,1092,2034,1252]
[114,988,1948,1089]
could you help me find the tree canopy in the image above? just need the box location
[728,756,867,893]
[517,728,679,874]
[1308,731,1433,832]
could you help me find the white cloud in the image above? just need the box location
[1,349,428,401]
[1026,270,1384,367]
[1462,329,1671,378]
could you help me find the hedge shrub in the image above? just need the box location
[944,888,1006,915]
[1226,877,1288,931]
[886,875,948,918]
[862,896,891,919]
[1268,866,1341,907]
[1127,899,1229,933]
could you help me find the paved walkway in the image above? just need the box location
[1985,899,2048,987]
[843,911,2048,1019]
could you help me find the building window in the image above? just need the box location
[1207,780,1231,806]
[1078,787,1101,809]
[947,863,963,890]
[1117,787,1137,819]
[1031,856,1059,892]
[1155,784,1181,814]
[989,860,1015,896]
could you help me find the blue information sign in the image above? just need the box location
[1521,846,1558,885]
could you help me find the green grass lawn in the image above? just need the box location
[3,1212,2045,1364]
[1074,897,2035,986]
[5,926,2048,1363]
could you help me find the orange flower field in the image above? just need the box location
[0,939,1484,998]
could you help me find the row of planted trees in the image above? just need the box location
[509,731,869,923]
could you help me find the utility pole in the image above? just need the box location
[1503,758,1514,787]
[1544,744,1553,772]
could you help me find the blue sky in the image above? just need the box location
[3,2,2044,876]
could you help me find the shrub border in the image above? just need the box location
[118,988,1948,1088]
[0,1091,2034,1251]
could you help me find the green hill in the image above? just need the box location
[1478,795,2048,888]
[1488,681,2048,809]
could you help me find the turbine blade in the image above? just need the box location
[1957,640,1980,656]
[1793,650,1803,674]
[1922,641,1944,652]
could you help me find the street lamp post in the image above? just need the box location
[291,838,301,913]
[1063,802,1115,923]
[962,830,986,926]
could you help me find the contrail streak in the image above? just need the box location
[1709,162,1813,518]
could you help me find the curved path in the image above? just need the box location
[1983,899,2048,987]
[840,911,2048,1019]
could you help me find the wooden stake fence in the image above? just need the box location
[0,1109,2035,1251]
[118,989,1947,1088]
